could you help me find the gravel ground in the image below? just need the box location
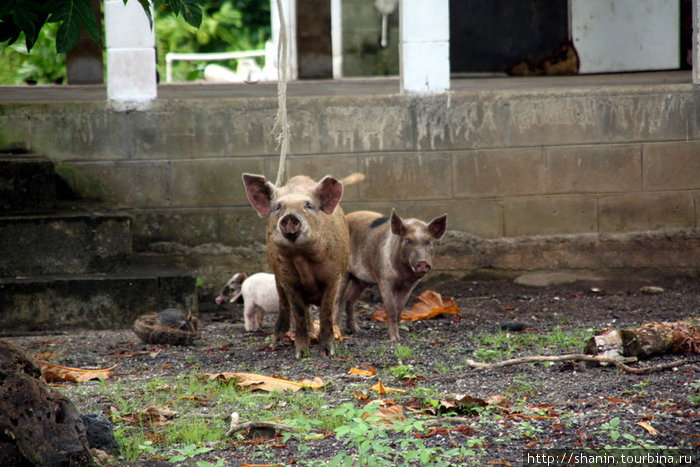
[5,275,699,466]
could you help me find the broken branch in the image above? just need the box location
[224,412,296,438]
[465,354,694,374]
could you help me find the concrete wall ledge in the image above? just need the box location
[1,71,698,285]
[437,229,700,280]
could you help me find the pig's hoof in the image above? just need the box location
[295,347,311,360]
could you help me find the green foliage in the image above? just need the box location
[169,443,213,463]
[690,379,700,406]
[0,0,270,84]
[471,327,590,362]
[0,0,205,53]
[0,21,65,84]
[393,344,413,359]
[388,362,417,380]
[48,0,101,53]
[155,0,270,82]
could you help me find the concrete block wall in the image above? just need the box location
[0,76,698,283]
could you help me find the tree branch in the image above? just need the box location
[465,354,694,374]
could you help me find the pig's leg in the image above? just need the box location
[254,305,265,330]
[319,280,340,357]
[339,275,367,334]
[272,286,292,346]
[243,299,256,331]
[378,281,412,341]
[289,296,311,359]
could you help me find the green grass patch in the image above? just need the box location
[470,326,590,362]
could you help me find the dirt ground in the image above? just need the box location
[5,275,700,465]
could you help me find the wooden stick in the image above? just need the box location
[225,421,296,438]
[464,354,694,374]
[224,412,295,438]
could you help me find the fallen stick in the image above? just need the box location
[464,354,694,375]
[224,412,296,438]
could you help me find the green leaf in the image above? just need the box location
[46,0,100,53]
[9,0,47,50]
[136,0,153,29]
[163,0,203,28]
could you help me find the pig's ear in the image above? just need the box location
[390,209,407,236]
[243,173,275,217]
[238,273,248,283]
[428,214,447,239]
[315,176,343,214]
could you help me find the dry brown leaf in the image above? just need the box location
[118,405,178,426]
[361,400,405,425]
[354,391,369,401]
[636,421,659,435]
[348,365,377,377]
[370,379,407,395]
[36,359,116,383]
[206,371,325,392]
[372,290,460,322]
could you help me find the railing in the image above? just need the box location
[165,50,267,83]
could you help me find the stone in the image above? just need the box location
[0,341,92,466]
[81,412,119,454]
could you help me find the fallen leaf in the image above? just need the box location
[354,391,369,401]
[605,397,630,404]
[169,394,214,405]
[118,405,178,426]
[36,360,116,383]
[348,365,377,377]
[361,400,405,425]
[371,379,407,395]
[372,290,460,322]
[206,372,325,392]
[636,421,659,435]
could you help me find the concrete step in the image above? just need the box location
[0,255,197,335]
[0,153,56,213]
[0,204,132,277]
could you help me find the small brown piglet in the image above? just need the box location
[336,209,447,340]
[242,174,350,358]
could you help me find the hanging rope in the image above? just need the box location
[273,0,290,186]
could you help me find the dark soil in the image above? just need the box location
[5,275,700,466]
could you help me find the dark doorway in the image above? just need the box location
[297,0,333,79]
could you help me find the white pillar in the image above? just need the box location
[694,0,700,84]
[330,0,343,79]
[270,0,298,80]
[104,0,157,106]
[399,0,450,94]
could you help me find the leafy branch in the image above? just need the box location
[0,0,204,53]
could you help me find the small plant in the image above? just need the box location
[389,362,417,380]
[169,443,213,463]
[394,344,414,360]
[689,379,700,407]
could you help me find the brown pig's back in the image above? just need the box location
[345,210,391,283]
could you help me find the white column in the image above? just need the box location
[270,0,298,80]
[694,0,700,84]
[104,0,157,106]
[330,0,343,79]
[399,0,450,94]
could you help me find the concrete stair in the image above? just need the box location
[0,153,197,335]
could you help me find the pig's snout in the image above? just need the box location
[215,296,224,305]
[413,261,432,275]
[279,214,302,242]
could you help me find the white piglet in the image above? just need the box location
[215,272,279,331]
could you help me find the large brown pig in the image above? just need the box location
[336,209,447,340]
[242,174,350,358]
